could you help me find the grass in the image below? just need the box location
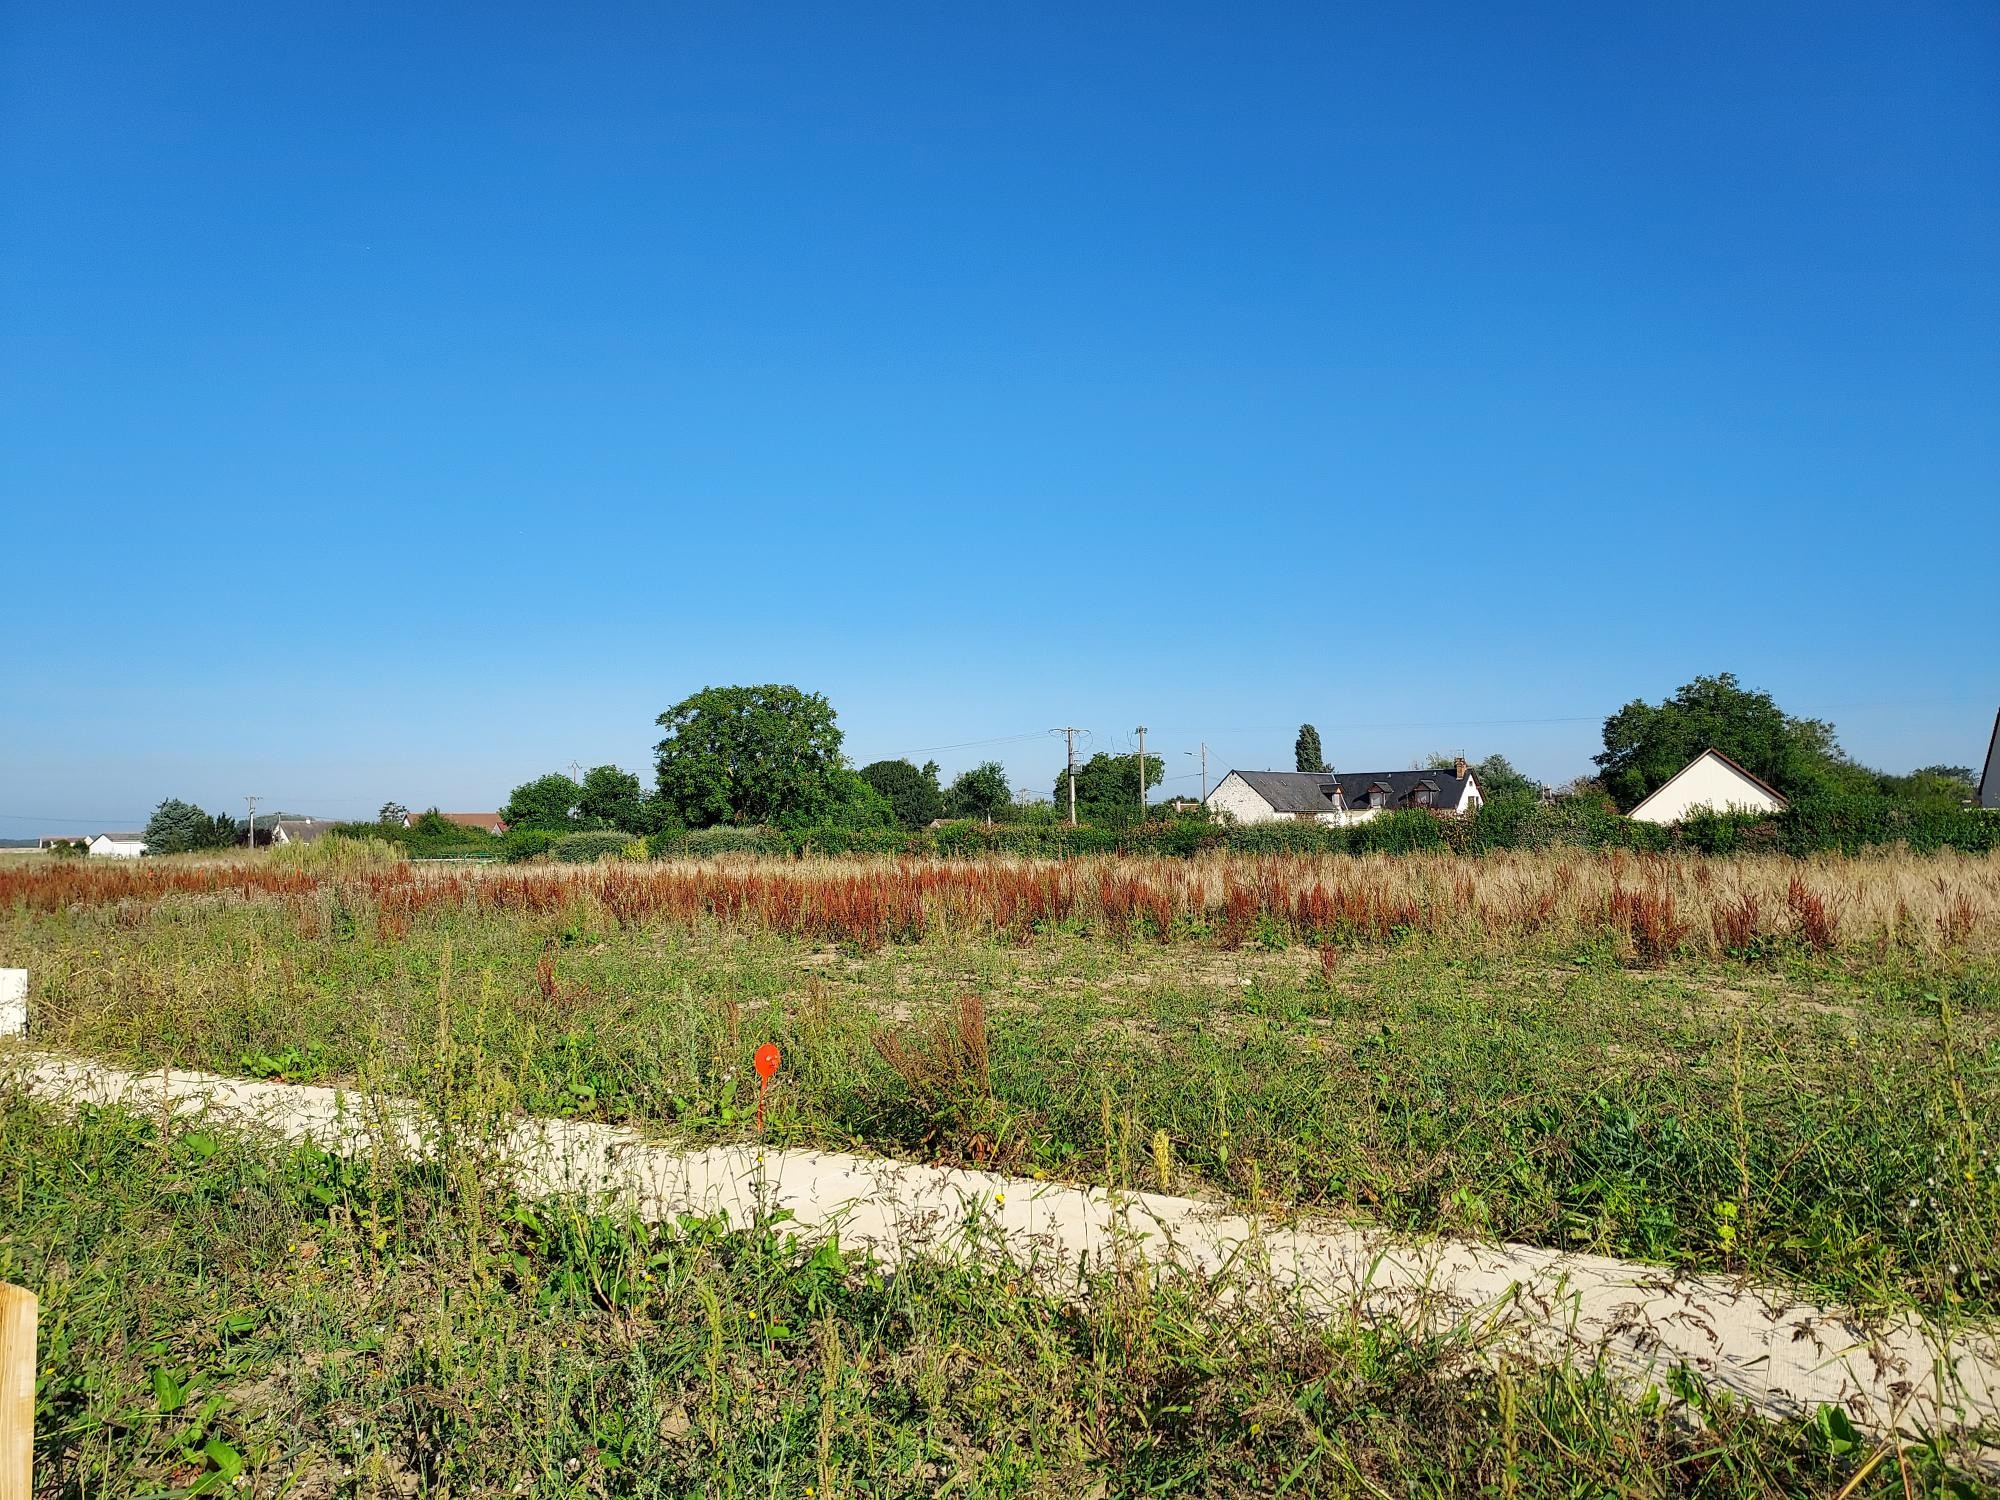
[6,853,1999,1319]
[4,1093,1988,1498]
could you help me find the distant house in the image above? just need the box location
[87,832,147,859]
[1980,709,2000,811]
[1205,760,1483,827]
[402,811,508,835]
[1626,749,1788,824]
[37,835,86,851]
[270,818,340,846]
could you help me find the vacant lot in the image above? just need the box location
[4,849,1998,1493]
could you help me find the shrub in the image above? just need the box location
[651,826,794,859]
[330,821,503,860]
[550,830,642,864]
[502,829,563,863]
[268,834,406,870]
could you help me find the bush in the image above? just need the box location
[650,826,794,859]
[269,834,406,870]
[501,829,563,863]
[330,821,503,860]
[550,830,643,864]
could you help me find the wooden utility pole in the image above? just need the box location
[1052,728,1082,827]
[244,795,259,851]
[1187,743,1209,803]
[1134,726,1147,818]
[0,1282,33,1500]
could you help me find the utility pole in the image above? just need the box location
[1052,727,1082,827]
[244,795,259,851]
[1186,744,1208,803]
[1134,726,1147,818]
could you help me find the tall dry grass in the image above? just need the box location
[6,848,1998,961]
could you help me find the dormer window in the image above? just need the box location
[1410,777,1439,808]
[1368,782,1392,809]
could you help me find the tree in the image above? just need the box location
[1057,752,1165,826]
[822,770,899,831]
[142,799,237,855]
[1426,752,1537,802]
[1880,766,1977,813]
[654,684,846,828]
[502,773,583,832]
[1595,673,1846,811]
[578,765,649,832]
[378,802,408,826]
[858,759,944,830]
[943,761,1013,822]
[1913,765,1975,787]
[1295,724,1327,773]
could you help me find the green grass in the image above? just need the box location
[8,882,1999,1320]
[5,1095,1987,1498]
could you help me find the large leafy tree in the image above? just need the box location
[1595,673,1845,811]
[142,799,237,855]
[578,765,651,832]
[858,759,944,830]
[654,684,846,828]
[1057,752,1165,826]
[502,773,583,831]
[1294,724,1327,773]
[943,761,1013,822]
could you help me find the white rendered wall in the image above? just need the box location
[1630,755,1784,824]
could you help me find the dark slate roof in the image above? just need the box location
[1229,769,1472,814]
[273,818,336,843]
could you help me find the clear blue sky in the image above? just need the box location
[3,2,1995,830]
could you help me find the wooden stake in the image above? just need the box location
[0,1283,32,1500]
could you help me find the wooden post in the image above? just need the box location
[0,1283,32,1500]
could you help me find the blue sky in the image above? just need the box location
[3,2,1995,829]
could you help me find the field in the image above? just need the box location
[4,848,1999,1494]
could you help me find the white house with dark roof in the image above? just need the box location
[1626,748,1787,824]
[86,832,147,859]
[270,818,340,846]
[1205,760,1483,827]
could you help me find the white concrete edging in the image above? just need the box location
[5,1048,1996,1456]
[0,971,25,1037]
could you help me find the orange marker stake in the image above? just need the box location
[753,1043,781,1135]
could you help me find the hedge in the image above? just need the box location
[550,830,645,864]
[615,799,1997,863]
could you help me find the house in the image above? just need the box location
[1205,759,1483,827]
[1980,709,2000,811]
[86,832,147,859]
[402,811,508,835]
[270,818,340,846]
[1626,748,1788,824]
[37,835,86,851]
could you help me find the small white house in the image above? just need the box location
[1205,762,1483,827]
[1626,749,1787,824]
[87,832,147,859]
[270,818,340,845]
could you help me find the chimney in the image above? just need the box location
[1454,756,1469,780]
